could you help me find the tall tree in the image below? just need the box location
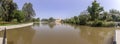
[22,3,36,21]
[109,9,120,21]
[109,9,120,14]
[87,0,104,21]
[13,10,25,22]
[49,17,55,22]
[100,11,111,21]
[0,0,17,22]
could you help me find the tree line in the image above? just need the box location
[0,0,39,23]
[41,17,55,22]
[64,0,120,27]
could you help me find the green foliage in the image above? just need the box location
[40,17,55,22]
[87,0,104,21]
[64,14,89,25]
[13,10,25,23]
[103,22,115,27]
[48,17,55,22]
[0,0,36,23]
[1,0,17,22]
[86,21,93,25]
[109,9,120,14]
[33,18,40,22]
[22,2,36,21]
[0,7,3,17]
[99,11,113,21]
[36,18,40,22]
[90,20,115,27]
[78,15,89,25]
[41,19,49,21]
[63,0,118,27]
[11,19,17,23]
[91,20,104,27]
[109,9,120,21]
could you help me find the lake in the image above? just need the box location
[0,23,115,44]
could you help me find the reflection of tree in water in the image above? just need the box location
[65,24,78,29]
[74,26,114,44]
[0,30,5,37]
[33,23,40,27]
[48,23,56,29]
[40,23,56,29]
[66,24,114,44]
[70,24,78,29]
[41,23,48,26]
[4,26,36,44]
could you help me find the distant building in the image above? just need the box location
[55,19,61,22]
[55,19,61,24]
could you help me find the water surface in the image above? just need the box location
[0,23,115,44]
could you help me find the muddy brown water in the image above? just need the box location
[0,23,116,44]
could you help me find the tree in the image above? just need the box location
[41,19,49,21]
[36,18,40,21]
[99,11,108,21]
[72,16,78,24]
[13,10,25,23]
[22,3,36,21]
[1,0,17,22]
[49,17,55,22]
[32,18,40,22]
[109,9,120,21]
[87,0,104,21]
[78,15,89,25]
[109,9,120,14]
[0,6,3,18]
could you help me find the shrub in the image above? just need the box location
[103,22,115,27]
[91,20,104,27]
[91,20,115,27]
[78,15,88,25]
[11,19,18,23]
[86,21,93,25]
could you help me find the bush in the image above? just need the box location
[78,15,88,25]
[91,20,104,27]
[103,22,115,27]
[86,21,93,25]
[11,19,18,23]
[91,20,115,27]
[79,21,86,25]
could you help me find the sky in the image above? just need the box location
[13,0,120,19]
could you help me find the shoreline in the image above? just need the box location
[0,23,33,31]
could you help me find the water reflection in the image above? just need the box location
[33,23,40,26]
[40,23,56,29]
[6,26,35,44]
[62,24,115,44]
[0,23,115,44]
[48,24,56,29]
[32,24,81,44]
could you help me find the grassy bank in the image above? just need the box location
[64,20,115,27]
[86,21,115,27]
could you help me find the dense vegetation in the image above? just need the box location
[0,0,39,24]
[64,0,120,27]
[41,17,55,22]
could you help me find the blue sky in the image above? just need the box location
[13,0,120,19]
